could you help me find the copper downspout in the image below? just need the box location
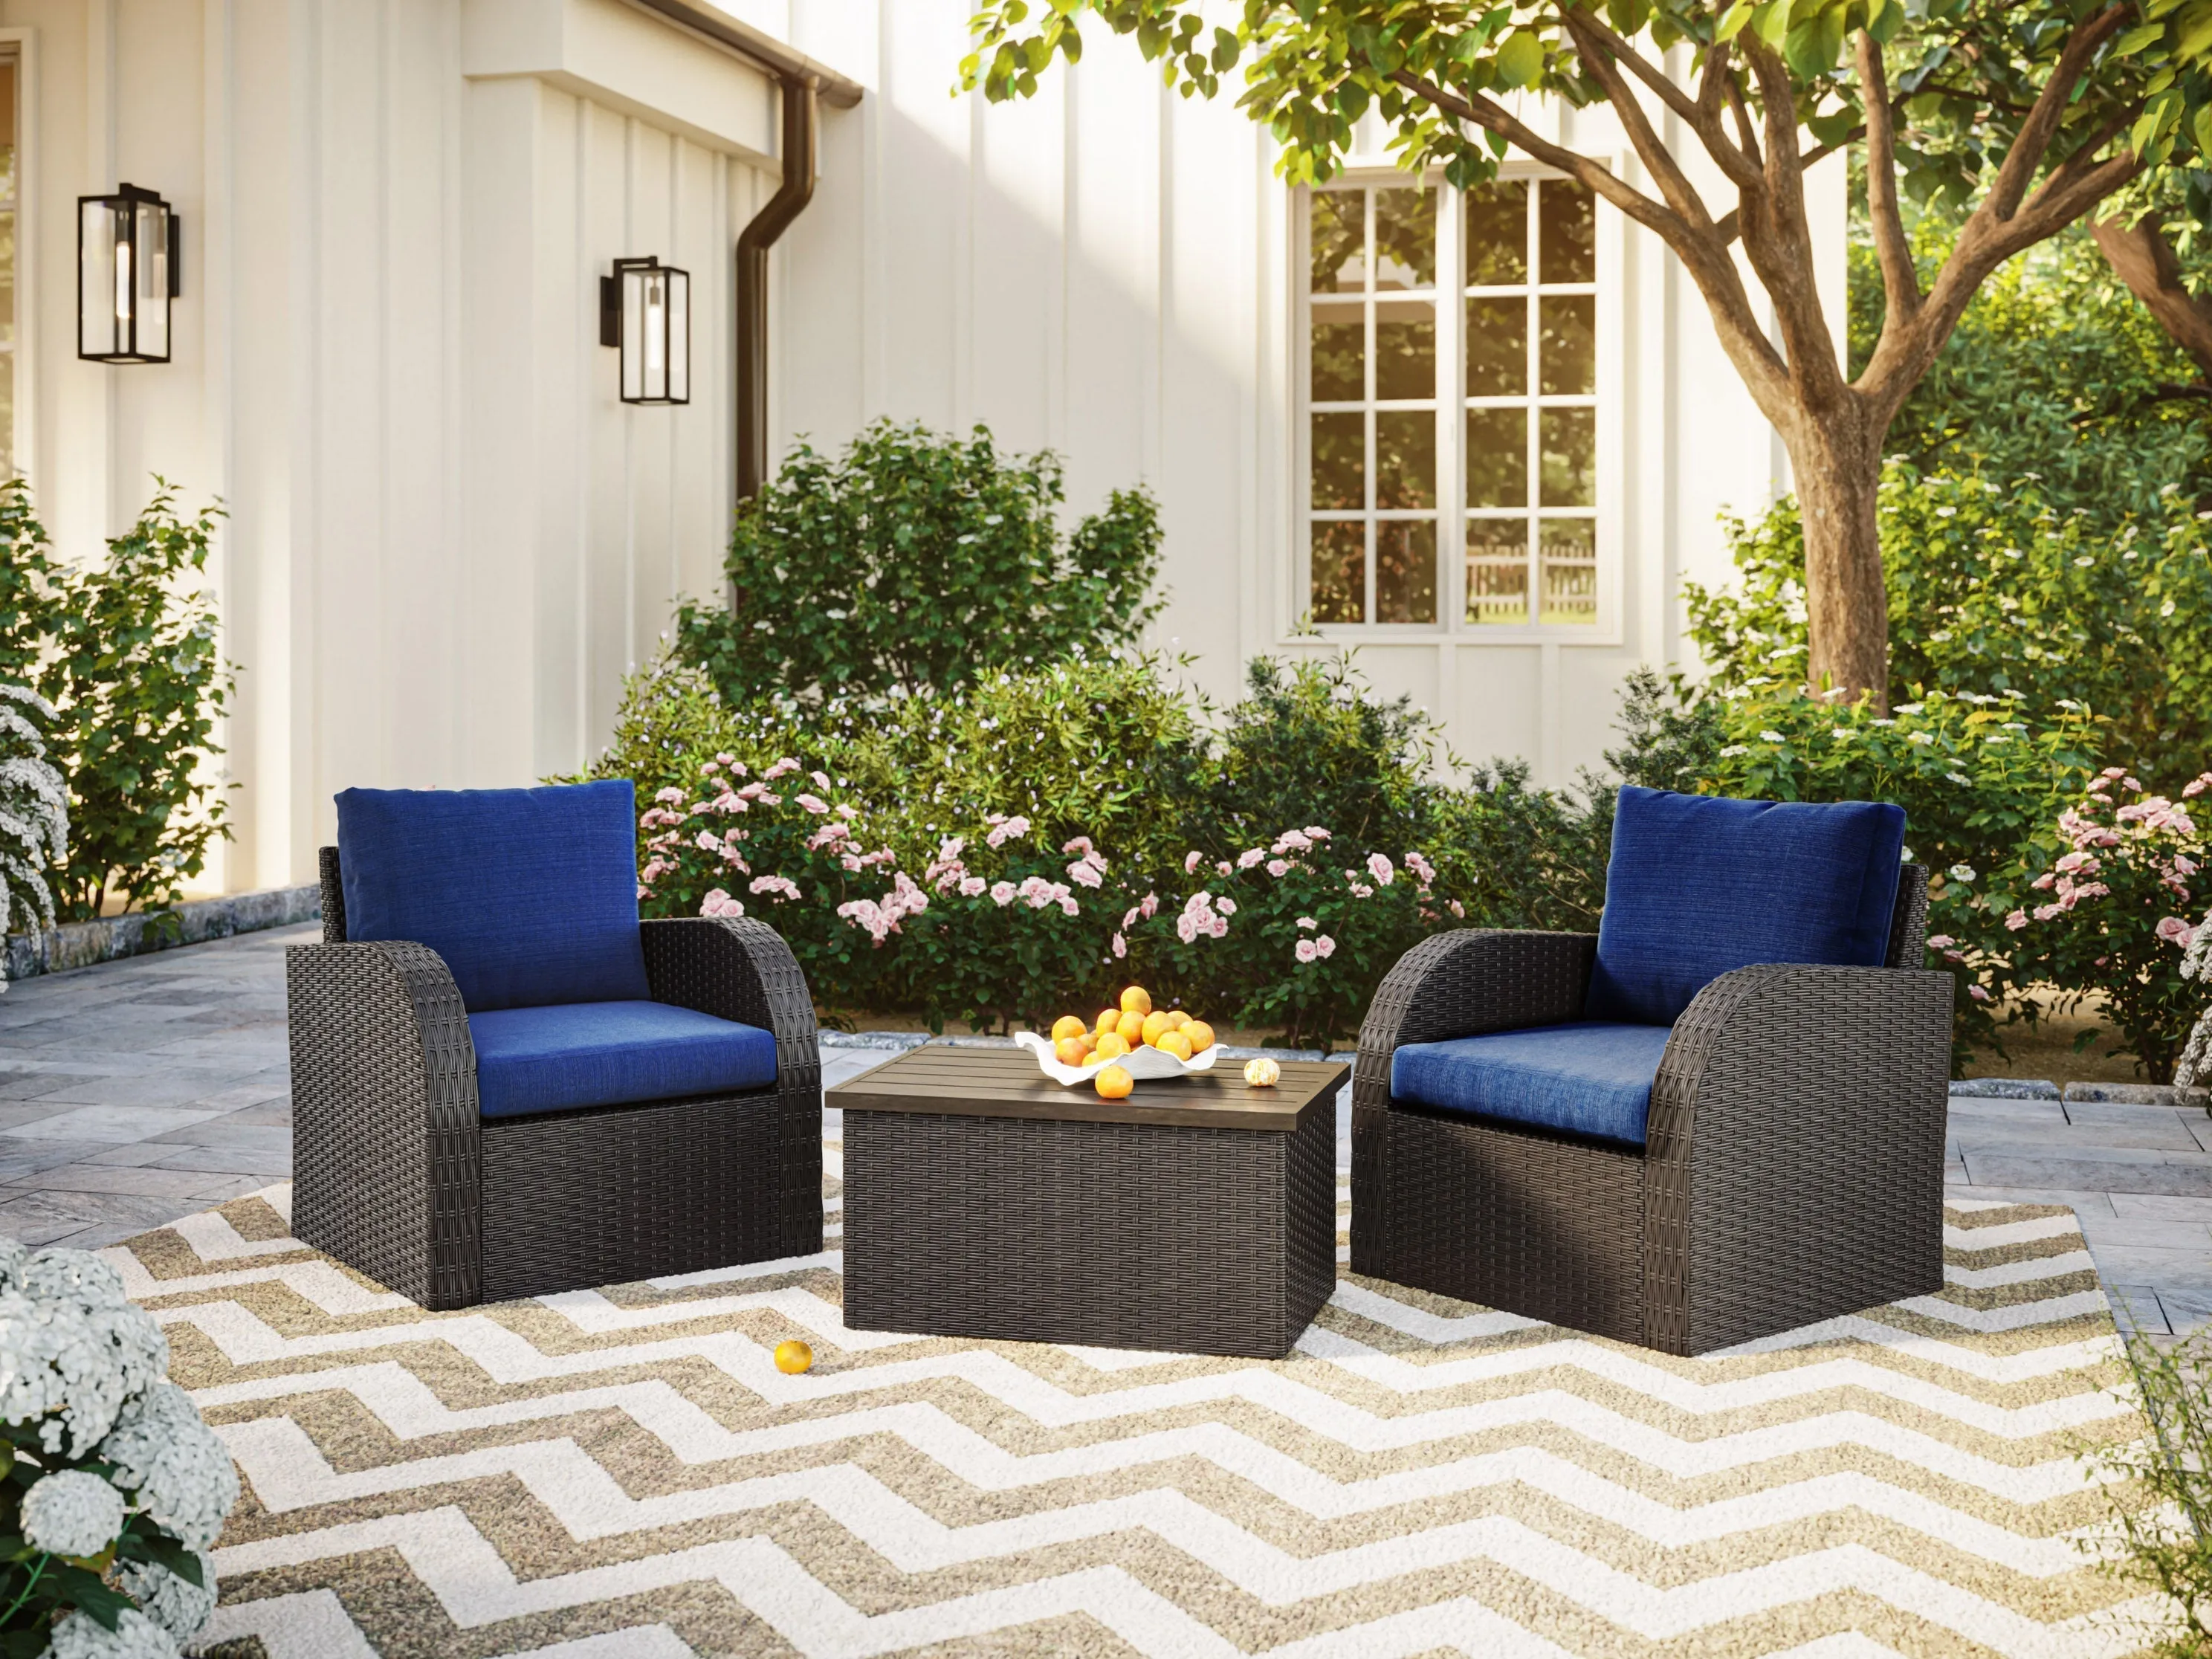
[737,74,819,506]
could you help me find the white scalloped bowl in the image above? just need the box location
[1014,1029,1221,1087]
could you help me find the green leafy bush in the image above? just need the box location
[1850,218,2211,530]
[0,481,230,922]
[0,684,67,955]
[2005,772,2212,1083]
[2089,1324,2212,1655]
[1687,463,2212,780]
[675,421,1164,707]
[586,648,1629,1044]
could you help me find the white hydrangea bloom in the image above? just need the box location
[44,1606,181,1659]
[97,1383,239,1551]
[0,1232,27,1292]
[20,1248,131,1313]
[0,1290,166,1455]
[114,1550,217,1643]
[19,1469,126,1557]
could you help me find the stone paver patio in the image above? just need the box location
[4,925,2209,1332]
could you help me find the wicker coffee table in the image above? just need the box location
[831,1046,1348,1358]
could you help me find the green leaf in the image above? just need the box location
[2112,22,2167,56]
[1336,77,1370,120]
[1715,1,1756,42]
[1493,30,1545,88]
[1754,1,1791,48]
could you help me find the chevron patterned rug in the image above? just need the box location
[110,1129,2176,1659]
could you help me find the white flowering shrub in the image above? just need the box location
[0,1240,239,1656]
[0,682,68,984]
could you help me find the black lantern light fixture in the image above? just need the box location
[599,256,689,405]
[78,184,180,364]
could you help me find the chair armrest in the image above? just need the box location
[1350,928,1596,1275]
[641,916,823,1257]
[1643,963,1953,1353]
[285,940,482,1309]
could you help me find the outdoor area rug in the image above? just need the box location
[111,1136,2176,1658]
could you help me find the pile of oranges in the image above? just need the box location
[1046,986,1215,1099]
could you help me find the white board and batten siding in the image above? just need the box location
[4,0,1840,893]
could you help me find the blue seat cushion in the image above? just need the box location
[468,1000,780,1120]
[336,780,650,1012]
[1391,1021,1673,1148]
[1586,786,1907,1026]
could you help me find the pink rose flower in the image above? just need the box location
[1267,859,1290,878]
[1139,893,1159,919]
[1367,853,1396,886]
[1216,898,1238,916]
[990,881,1017,907]
[960,876,989,898]
[1111,931,1127,959]
[701,888,746,918]
[1314,935,1335,958]
[1063,835,1095,856]
[1295,939,1319,964]
[1305,827,1331,841]
[2004,911,2028,931]
[1968,984,1991,1001]
[1067,860,1104,889]
[811,770,832,790]
[1215,861,1233,878]
[2157,916,2198,946]
[1296,916,1317,930]
[1447,900,1464,917]
[1926,934,1956,948]
[748,875,801,901]
[1176,913,1199,944]
[1238,848,1267,870]
[1185,851,1203,874]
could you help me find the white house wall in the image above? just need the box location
[7,0,1841,896]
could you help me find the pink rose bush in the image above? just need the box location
[2010,771,2212,1081]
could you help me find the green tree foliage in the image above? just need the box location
[676,420,1164,707]
[1849,212,2212,525]
[1688,464,2212,776]
[960,0,2212,702]
[0,480,232,922]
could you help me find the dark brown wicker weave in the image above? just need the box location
[288,846,821,1308]
[836,1050,1345,1359]
[1351,865,1951,1356]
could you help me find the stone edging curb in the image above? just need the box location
[1950,1076,2209,1108]
[3,885,322,983]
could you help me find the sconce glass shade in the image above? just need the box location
[79,184,178,364]
[600,257,689,405]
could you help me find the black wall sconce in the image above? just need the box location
[79,184,180,364]
[599,256,689,405]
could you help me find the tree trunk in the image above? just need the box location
[2091,216,2212,384]
[1786,406,1890,711]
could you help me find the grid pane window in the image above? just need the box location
[1305,170,1603,634]
[1464,176,1597,627]
[1305,184,1438,626]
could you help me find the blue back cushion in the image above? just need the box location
[1392,1022,1672,1147]
[1586,786,1906,1026]
[468,1001,779,1119]
[335,780,650,1012]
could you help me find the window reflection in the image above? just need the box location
[1311,520,1365,623]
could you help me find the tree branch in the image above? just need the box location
[1388,67,1794,409]
[1858,31,1921,326]
[2090,215,2212,381]
[1982,3,2132,222]
[1567,9,1762,192]
[1555,12,1730,227]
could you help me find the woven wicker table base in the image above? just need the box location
[834,1047,1348,1358]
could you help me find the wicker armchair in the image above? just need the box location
[287,790,820,1310]
[1351,861,1953,1356]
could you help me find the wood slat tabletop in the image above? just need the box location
[828,1044,1349,1132]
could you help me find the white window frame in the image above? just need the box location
[1291,158,1624,645]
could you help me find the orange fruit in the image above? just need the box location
[1184,1020,1215,1053]
[1096,1009,1119,1036]
[1140,1010,1171,1046]
[1095,1032,1130,1061]
[1243,1058,1280,1087]
[1157,1029,1194,1061]
[1119,986,1153,1016]
[773,1339,814,1374]
[1095,1064,1134,1099]
[1051,1015,1087,1043]
[1054,1036,1088,1066]
[1082,1049,1106,1067]
[1165,1010,1191,1029]
[1115,1009,1145,1045]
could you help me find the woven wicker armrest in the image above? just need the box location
[1642,961,1954,1353]
[1350,928,1597,1259]
[286,938,482,1309]
[640,916,824,1256]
